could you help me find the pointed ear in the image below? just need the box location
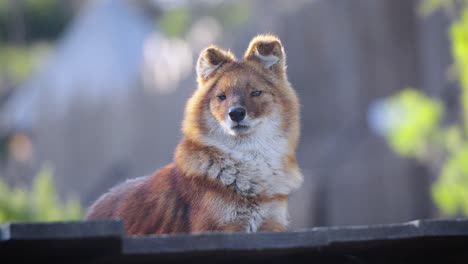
[244,34,286,74]
[196,45,236,82]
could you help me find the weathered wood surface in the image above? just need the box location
[1,219,468,263]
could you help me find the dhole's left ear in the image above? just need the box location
[244,34,286,74]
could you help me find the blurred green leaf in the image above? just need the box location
[0,43,51,88]
[0,163,83,223]
[443,126,463,153]
[433,147,468,215]
[419,0,455,16]
[159,7,191,38]
[385,88,443,159]
[216,1,251,28]
[451,9,468,134]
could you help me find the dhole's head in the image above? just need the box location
[183,34,299,142]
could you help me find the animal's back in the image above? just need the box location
[86,164,192,234]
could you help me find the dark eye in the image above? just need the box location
[217,93,226,101]
[251,90,262,97]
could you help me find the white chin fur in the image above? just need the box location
[221,117,257,136]
[221,120,239,136]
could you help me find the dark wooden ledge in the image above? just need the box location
[1,219,468,263]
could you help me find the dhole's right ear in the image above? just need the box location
[196,46,236,82]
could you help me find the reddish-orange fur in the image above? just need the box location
[86,34,302,234]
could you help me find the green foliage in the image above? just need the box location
[158,1,252,38]
[0,43,51,88]
[215,1,252,29]
[0,0,72,42]
[419,0,457,16]
[433,8,468,215]
[384,89,444,158]
[0,0,65,92]
[451,10,468,134]
[382,4,468,216]
[418,0,468,16]
[159,7,192,38]
[433,148,468,215]
[0,164,82,223]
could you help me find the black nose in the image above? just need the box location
[229,107,246,122]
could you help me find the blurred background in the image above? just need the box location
[0,0,467,230]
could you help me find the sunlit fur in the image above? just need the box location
[86,34,303,234]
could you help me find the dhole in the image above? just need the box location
[86,34,303,234]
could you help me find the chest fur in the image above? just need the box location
[226,140,292,196]
[217,127,287,174]
[213,198,288,232]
